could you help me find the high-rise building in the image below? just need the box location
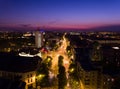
[35,31,43,48]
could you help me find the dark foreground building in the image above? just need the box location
[0,52,42,89]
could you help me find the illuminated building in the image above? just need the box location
[95,39,120,44]
[79,66,115,89]
[77,56,102,89]
[74,48,101,89]
[74,48,114,89]
[35,31,43,48]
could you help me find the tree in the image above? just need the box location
[58,66,67,89]
[57,55,67,89]
[58,55,64,67]
[66,46,71,52]
[44,56,52,68]
[68,62,80,89]
[36,62,50,87]
[66,46,72,58]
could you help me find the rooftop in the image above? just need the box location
[0,52,42,73]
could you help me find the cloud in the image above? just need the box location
[19,24,32,27]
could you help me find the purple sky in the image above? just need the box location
[0,0,120,30]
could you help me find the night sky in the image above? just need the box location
[0,0,120,30]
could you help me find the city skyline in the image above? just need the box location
[0,0,120,31]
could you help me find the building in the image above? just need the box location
[79,64,115,89]
[77,54,102,89]
[0,77,26,89]
[74,48,101,89]
[74,48,113,89]
[0,53,42,89]
[95,39,120,44]
[35,31,43,48]
[90,41,102,61]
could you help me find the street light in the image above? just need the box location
[37,74,45,81]
[69,68,74,73]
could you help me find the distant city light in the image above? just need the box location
[112,47,119,50]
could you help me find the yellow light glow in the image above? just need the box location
[112,47,119,50]
[38,74,45,78]
[70,68,74,72]
[47,58,51,62]
[37,74,45,81]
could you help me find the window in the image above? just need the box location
[27,74,29,78]
[85,82,90,85]
[31,74,32,77]
[28,79,30,83]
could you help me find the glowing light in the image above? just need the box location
[49,71,54,79]
[39,33,72,78]
[70,68,74,72]
[38,74,45,78]
[64,60,69,64]
[111,78,114,82]
[36,52,42,57]
[37,74,45,81]
[112,47,119,50]
[19,52,35,57]
[47,58,51,61]
[80,80,84,89]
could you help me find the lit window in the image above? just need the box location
[111,78,114,82]
[31,74,32,77]
[107,78,110,81]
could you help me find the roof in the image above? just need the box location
[80,61,94,71]
[0,52,42,73]
[74,48,101,71]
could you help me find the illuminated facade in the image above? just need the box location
[95,40,120,44]
[35,31,43,48]
[0,71,36,89]
[79,64,114,89]
[80,69,103,89]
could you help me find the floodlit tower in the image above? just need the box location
[35,30,43,48]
